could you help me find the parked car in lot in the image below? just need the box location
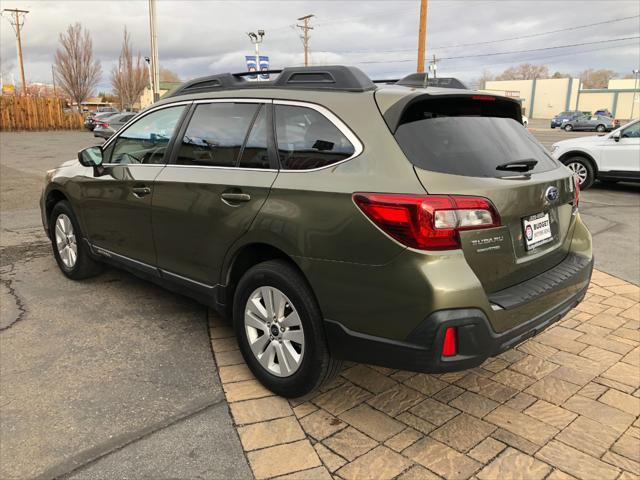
[562,114,615,133]
[93,112,137,139]
[550,110,582,129]
[552,118,640,189]
[84,112,118,131]
[41,66,593,397]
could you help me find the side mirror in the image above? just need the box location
[612,131,621,143]
[78,146,103,167]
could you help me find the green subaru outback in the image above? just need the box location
[41,66,593,397]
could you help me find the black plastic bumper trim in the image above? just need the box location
[325,260,591,373]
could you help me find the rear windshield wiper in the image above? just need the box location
[495,159,538,172]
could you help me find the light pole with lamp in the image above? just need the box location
[247,30,265,81]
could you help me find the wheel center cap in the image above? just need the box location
[270,324,280,337]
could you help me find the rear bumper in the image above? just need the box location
[325,254,593,373]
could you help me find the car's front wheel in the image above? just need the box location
[564,124,573,131]
[50,201,103,279]
[233,259,342,397]
[565,156,595,190]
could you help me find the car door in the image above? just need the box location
[79,103,189,266]
[599,121,640,173]
[152,99,278,286]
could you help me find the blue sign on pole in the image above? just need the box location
[245,55,269,81]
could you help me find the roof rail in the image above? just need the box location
[396,73,468,90]
[167,65,376,97]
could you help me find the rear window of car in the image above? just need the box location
[394,97,558,178]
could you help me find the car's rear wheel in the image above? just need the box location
[233,259,342,397]
[565,156,595,190]
[50,201,103,279]
[564,124,573,131]
[596,124,606,133]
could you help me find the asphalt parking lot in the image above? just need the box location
[0,127,638,479]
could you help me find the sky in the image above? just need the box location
[1,0,639,93]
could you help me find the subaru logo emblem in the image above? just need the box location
[545,186,559,203]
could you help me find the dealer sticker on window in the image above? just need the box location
[523,212,553,251]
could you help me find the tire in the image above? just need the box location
[596,124,606,133]
[564,156,595,190]
[50,200,103,280]
[564,124,573,131]
[233,259,342,397]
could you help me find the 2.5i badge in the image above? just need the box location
[523,212,553,251]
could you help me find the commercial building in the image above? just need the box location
[483,77,639,120]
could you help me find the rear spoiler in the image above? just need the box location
[382,92,523,133]
[372,74,467,89]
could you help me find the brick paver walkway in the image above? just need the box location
[209,269,639,480]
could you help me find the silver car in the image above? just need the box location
[93,112,137,139]
[563,114,616,133]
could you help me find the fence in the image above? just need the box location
[0,96,84,131]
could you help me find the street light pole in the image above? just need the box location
[247,30,265,81]
[631,69,639,120]
[148,0,160,102]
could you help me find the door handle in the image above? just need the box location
[221,192,251,203]
[131,186,152,197]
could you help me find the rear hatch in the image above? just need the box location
[384,93,577,293]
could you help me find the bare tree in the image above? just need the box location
[111,27,148,110]
[159,67,181,83]
[551,71,571,79]
[579,69,616,89]
[477,69,494,89]
[496,64,550,81]
[54,23,101,109]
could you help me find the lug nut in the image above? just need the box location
[280,327,285,332]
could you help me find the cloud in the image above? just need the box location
[1,0,638,91]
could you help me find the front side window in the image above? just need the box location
[176,103,260,167]
[274,105,355,170]
[622,122,640,138]
[109,106,185,165]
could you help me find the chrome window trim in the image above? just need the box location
[101,97,363,172]
[273,99,364,173]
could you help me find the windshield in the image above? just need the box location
[394,98,558,178]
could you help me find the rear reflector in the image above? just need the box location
[353,193,500,250]
[442,327,457,357]
[471,95,496,101]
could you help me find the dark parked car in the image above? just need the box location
[93,112,137,139]
[40,66,593,397]
[550,111,583,129]
[84,112,118,131]
[563,114,616,132]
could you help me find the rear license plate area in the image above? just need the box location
[522,212,553,251]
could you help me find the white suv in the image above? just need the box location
[551,119,640,189]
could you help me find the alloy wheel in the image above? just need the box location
[244,286,305,377]
[566,162,588,186]
[54,214,78,268]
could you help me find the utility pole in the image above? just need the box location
[51,65,57,96]
[428,54,438,78]
[247,30,265,81]
[148,0,160,102]
[416,0,427,73]
[297,14,314,67]
[2,8,29,95]
[144,56,154,103]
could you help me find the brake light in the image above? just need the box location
[471,95,496,101]
[442,327,457,357]
[99,122,109,127]
[353,193,500,250]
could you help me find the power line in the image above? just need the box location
[332,14,640,55]
[353,36,640,65]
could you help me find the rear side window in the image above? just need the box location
[394,97,557,178]
[176,103,259,167]
[274,105,355,170]
[238,105,270,169]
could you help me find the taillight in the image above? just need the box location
[353,193,500,250]
[99,122,109,127]
[442,327,457,357]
